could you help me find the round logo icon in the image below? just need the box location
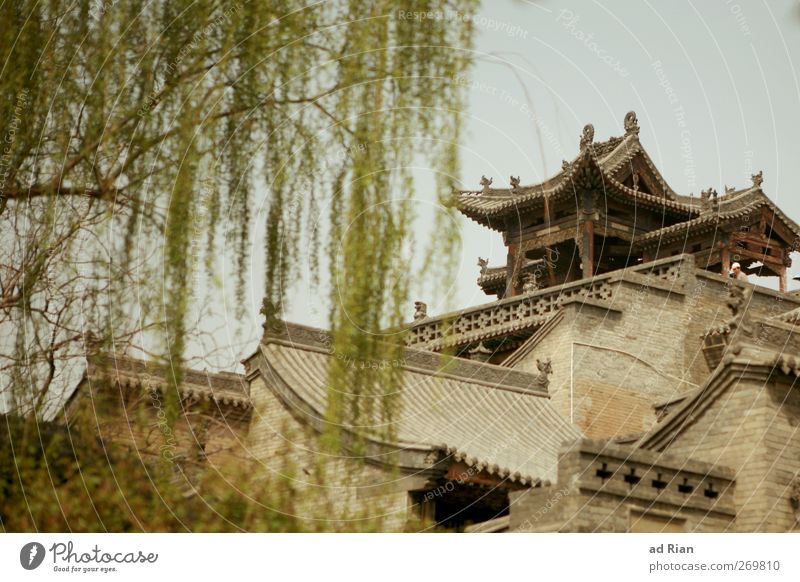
[20,542,46,570]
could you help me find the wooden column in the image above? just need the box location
[721,246,731,276]
[580,191,595,279]
[543,196,556,286]
[581,220,594,279]
[506,243,521,297]
[779,265,787,293]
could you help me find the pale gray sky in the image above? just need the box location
[203,0,800,370]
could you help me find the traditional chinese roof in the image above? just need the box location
[249,322,582,485]
[477,265,507,294]
[455,120,698,231]
[71,354,252,410]
[634,187,800,249]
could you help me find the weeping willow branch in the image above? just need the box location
[1,1,477,444]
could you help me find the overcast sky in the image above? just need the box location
[206,0,800,369]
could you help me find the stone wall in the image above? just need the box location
[661,371,800,532]
[66,380,250,470]
[245,374,419,531]
[509,440,735,532]
[509,255,800,440]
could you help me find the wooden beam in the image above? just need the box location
[445,461,526,490]
[766,212,796,246]
[582,220,594,278]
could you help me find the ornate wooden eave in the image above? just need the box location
[634,188,800,251]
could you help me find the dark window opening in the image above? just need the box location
[651,474,668,490]
[704,483,719,499]
[410,483,510,532]
[623,468,641,485]
[596,463,613,480]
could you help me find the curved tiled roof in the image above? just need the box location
[477,265,506,292]
[634,189,800,248]
[254,323,581,485]
[456,134,693,229]
[81,355,252,409]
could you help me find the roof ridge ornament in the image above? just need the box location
[624,111,640,136]
[413,301,428,321]
[480,175,493,194]
[700,187,718,214]
[260,297,284,334]
[579,124,594,150]
[535,358,553,390]
[751,170,763,188]
[478,257,489,275]
[522,271,540,294]
[467,341,492,357]
[510,175,520,190]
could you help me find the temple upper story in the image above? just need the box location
[457,111,799,298]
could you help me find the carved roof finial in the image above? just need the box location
[477,257,488,276]
[624,111,640,136]
[751,170,763,188]
[724,184,735,194]
[467,341,493,363]
[480,175,493,194]
[700,187,718,214]
[413,301,428,321]
[579,124,594,150]
[260,297,283,333]
[562,159,571,172]
[510,175,520,190]
[522,272,539,294]
[535,358,553,389]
